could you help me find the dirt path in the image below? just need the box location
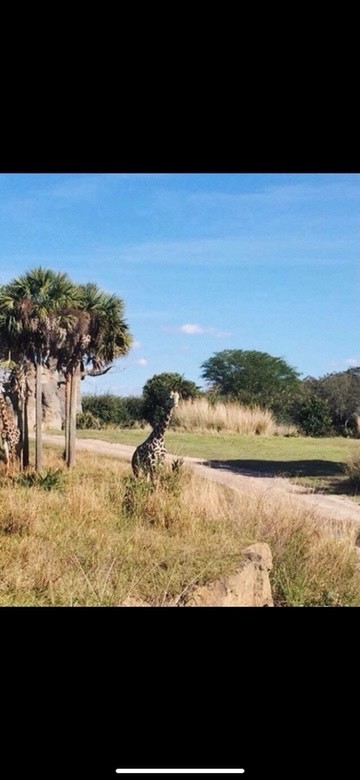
[42,433,360,528]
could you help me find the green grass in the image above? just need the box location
[62,427,358,459]
[62,429,360,502]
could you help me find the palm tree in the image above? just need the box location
[0,268,80,471]
[57,283,132,468]
[0,296,30,469]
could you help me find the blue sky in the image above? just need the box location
[0,173,358,396]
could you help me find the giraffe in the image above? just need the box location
[0,390,21,475]
[131,390,180,480]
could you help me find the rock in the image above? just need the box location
[184,542,274,607]
[7,361,82,431]
[24,364,64,431]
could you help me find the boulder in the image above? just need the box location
[184,543,274,606]
[119,543,274,607]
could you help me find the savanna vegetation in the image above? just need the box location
[79,359,360,439]
[1,270,359,607]
[71,427,360,503]
[0,446,359,607]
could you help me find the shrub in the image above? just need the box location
[291,396,332,437]
[12,468,65,491]
[76,411,103,429]
[81,394,145,428]
[303,368,360,435]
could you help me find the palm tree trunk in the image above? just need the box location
[16,398,24,471]
[64,372,71,463]
[35,356,42,472]
[23,393,29,469]
[67,364,80,469]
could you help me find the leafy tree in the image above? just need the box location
[302,369,360,434]
[201,350,301,411]
[56,283,132,467]
[0,268,79,471]
[142,372,200,426]
[1,272,133,470]
[291,396,333,437]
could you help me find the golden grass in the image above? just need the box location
[344,452,360,486]
[0,448,359,606]
[172,397,297,436]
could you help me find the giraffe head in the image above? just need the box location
[169,390,180,408]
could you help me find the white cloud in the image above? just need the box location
[132,340,141,349]
[345,358,359,367]
[171,323,233,338]
[135,358,147,366]
[180,323,207,334]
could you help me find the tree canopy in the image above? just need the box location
[302,368,360,433]
[142,372,200,426]
[0,268,80,470]
[0,268,133,470]
[201,349,301,411]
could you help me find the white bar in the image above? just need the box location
[115,771,245,775]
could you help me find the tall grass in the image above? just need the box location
[172,397,296,436]
[343,452,360,488]
[0,449,359,606]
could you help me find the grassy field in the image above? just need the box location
[1,447,359,606]
[69,429,360,502]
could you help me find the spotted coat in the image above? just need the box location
[131,391,179,479]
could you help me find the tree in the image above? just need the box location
[56,283,132,467]
[142,372,200,426]
[291,395,333,437]
[302,369,360,434]
[0,269,79,471]
[201,350,301,411]
[0,272,133,470]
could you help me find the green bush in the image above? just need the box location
[302,368,360,435]
[81,394,145,428]
[291,396,332,437]
[76,411,103,429]
[12,468,65,491]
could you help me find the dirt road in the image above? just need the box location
[42,433,360,528]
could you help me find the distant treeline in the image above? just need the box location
[79,361,360,438]
[80,395,146,429]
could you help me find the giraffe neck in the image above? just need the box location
[152,403,174,439]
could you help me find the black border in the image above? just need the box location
[2,606,358,778]
[1,91,359,174]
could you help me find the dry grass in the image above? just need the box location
[172,397,297,436]
[343,452,360,487]
[0,448,359,606]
